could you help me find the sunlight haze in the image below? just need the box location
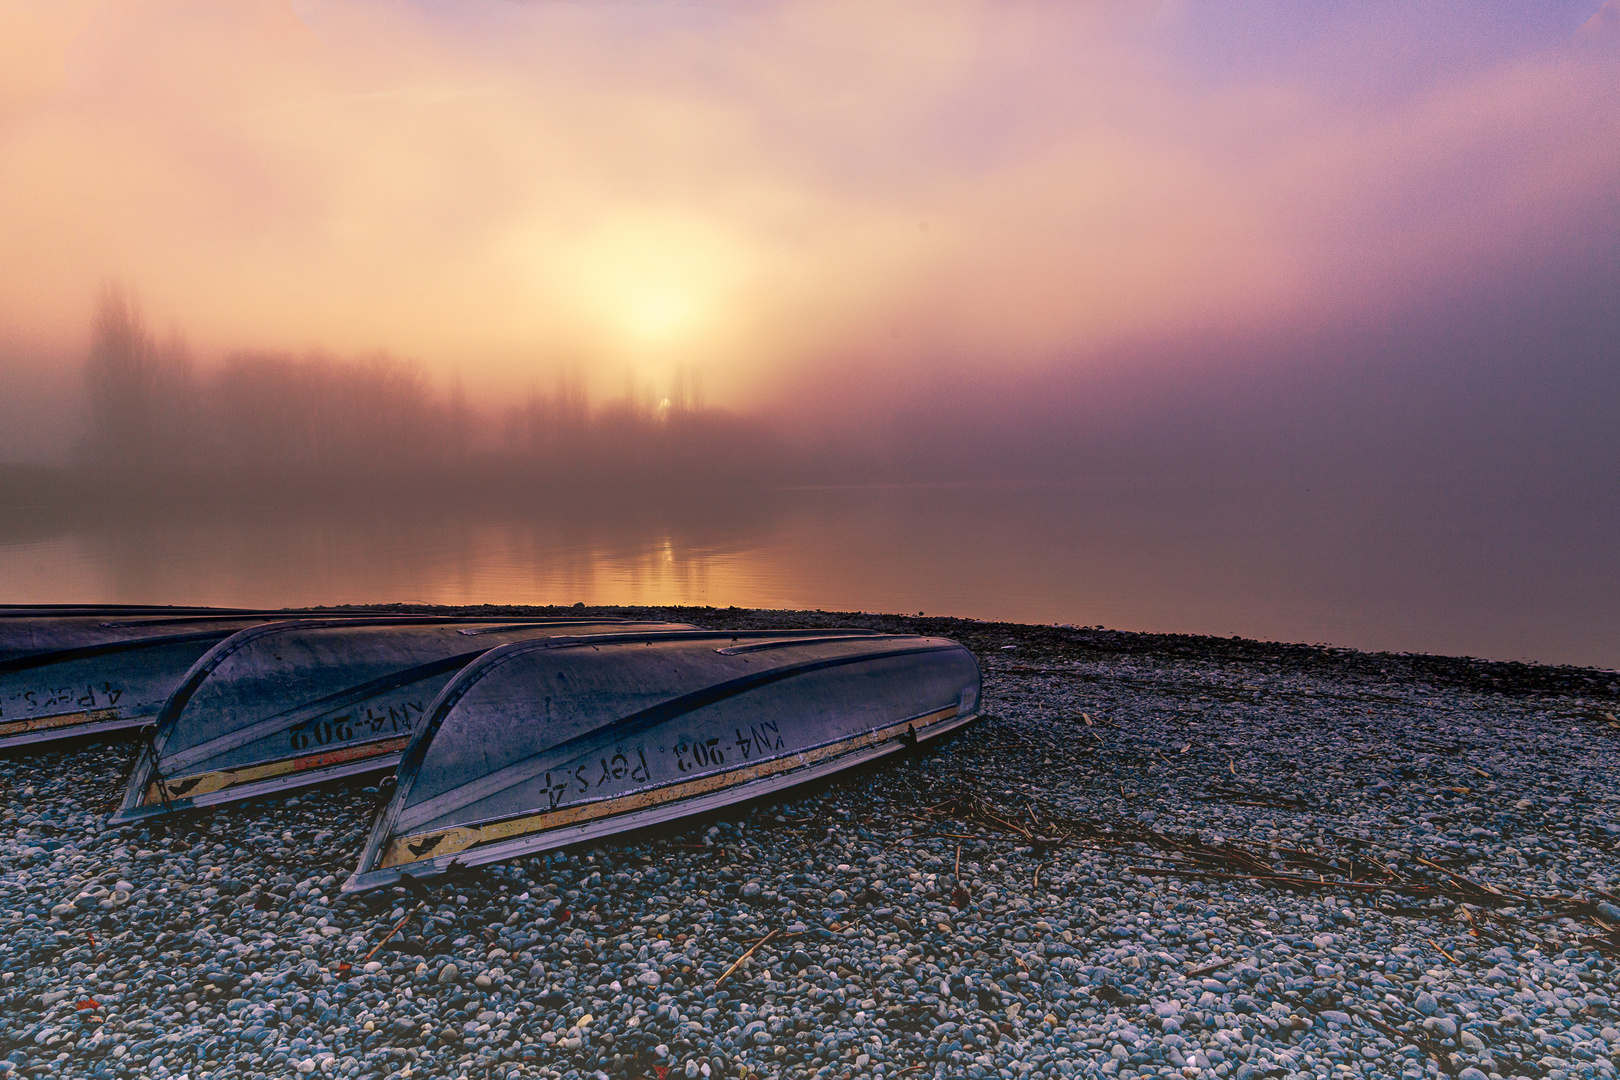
[2,0,1614,426]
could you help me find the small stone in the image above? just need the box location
[473,974,493,990]
[1423,1017,1457,1039]
[1414,991,1439,1015]
[1457,1069,1489,1080]
[437,964,459,985]
[1459,1031,1485,1053]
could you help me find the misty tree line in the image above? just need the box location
[81,286,774,486]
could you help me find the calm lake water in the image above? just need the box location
[1,479,1614,669]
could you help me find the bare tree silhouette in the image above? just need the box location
[74,286,801,499]
[83,282,198,473]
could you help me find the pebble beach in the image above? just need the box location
[2,608,1618,1080]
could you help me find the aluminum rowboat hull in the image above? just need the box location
[343,629,980,893]
[110,618,695,821]
[0,607,398,750]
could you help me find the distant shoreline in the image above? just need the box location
[288,603,1620,695]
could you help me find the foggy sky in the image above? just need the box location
[1,0,1617,478]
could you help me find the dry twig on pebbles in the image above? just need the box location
[1184,956,1239,978]
[714,928,780,991]
[1427,938,1458,963]
[1348,1007,1451,1075]
[339,899,427,976]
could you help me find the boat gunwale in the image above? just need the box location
[110,744,412,823]
[0,711,151,748]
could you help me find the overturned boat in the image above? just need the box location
[111,617,695,822]
[343,628,980,893]
[1,606,257,618]
[0,606,398,750]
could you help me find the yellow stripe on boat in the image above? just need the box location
[0,707,125,737]
[147,735,412,804]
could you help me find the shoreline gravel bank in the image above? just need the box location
[1,607,1617,1080]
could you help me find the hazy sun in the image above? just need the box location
[521,212,748,358]
[623,287,697,348]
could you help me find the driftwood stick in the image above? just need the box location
[715,929,780,990]
[1128,865,1428,894]
[343,900,426,974]
[1347,1006,1451,1075]
[1185,956,1239,978]
[1416,855,1507,897]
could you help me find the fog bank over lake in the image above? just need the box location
[1,478,1612,670]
